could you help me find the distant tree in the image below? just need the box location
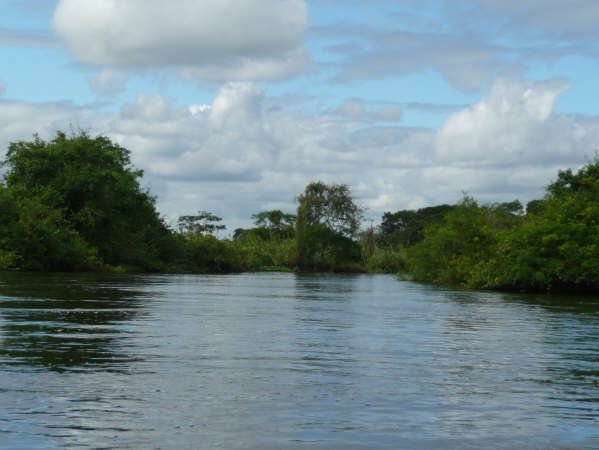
[296,181,363,271]
[251,209,296,239]
[296,181,363,238]
[178,211,226,236]
[379,204,455,248]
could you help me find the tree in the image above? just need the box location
[296,181,362,238]
[379,204,455,248]
[295,181,363,271]
[2,131,175,270]
[251,210,296,239]
[177,211,226,236]
[493,160,599,291]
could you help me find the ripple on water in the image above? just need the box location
[1,272,598,449]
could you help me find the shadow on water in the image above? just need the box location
[434,284,599,313]
[0,272,150,372]
[437,286,599,419]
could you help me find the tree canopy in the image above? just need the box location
[178,211,226,237]
[1,132,175,271]
[295,181,363,271]
[296,181,363,238]
[2,130,598,289]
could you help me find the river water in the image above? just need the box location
[0,272,598,449]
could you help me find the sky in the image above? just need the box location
[1,0,599,231]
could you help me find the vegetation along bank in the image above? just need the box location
[1,132,597,293]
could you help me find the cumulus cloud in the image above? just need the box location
[53,0,310,81]
[436,79,582,166]
[0,100,92,151]
[1,79,598,229]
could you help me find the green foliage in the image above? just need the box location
[251,210,296,239]
[408,197,500,287]
[379,204,455,248]
[491,161,599,291]
[1,132,177,271]
[182,235,242,273]
[228,209,297,271]
[3,130,597,288]
[296,181,363,271]
[296,181,363,238]
[360,226,376,264]
[364,247,407,274]
[404,160,599,292]
[178,211,226,236]
[231,233,296,271]
[299,223,362,272]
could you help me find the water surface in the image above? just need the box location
[1,272,598,449]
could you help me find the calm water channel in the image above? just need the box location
[0,272,598,449]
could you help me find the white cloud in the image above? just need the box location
[1,79,598,229]
[0,100,92,152]
[0,81,5,96]
[53,0,310,81]
[436,79,584,166]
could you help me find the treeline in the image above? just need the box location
[1,132,598,293]
[0,132,363,273]
[371,164,599,292]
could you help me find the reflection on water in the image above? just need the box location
[0,272,598,449]
[0,273,148,372]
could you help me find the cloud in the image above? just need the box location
[53,0,310,81]
[436,79,586,166]
[312,1,599,92]
[0,81,5,96]
[335,99,403,122]
[1,79,598,229]
[88,70,127,97]
[0,100,100,171]
[323,25,521,91]
[472,0,599,39]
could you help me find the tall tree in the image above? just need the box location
[296,181,363,271]
[178,211,226,236]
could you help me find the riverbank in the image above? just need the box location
[2,132,598,293]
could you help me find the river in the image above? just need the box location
[0,272,598,449]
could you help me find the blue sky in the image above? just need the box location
[1,0,599,229]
